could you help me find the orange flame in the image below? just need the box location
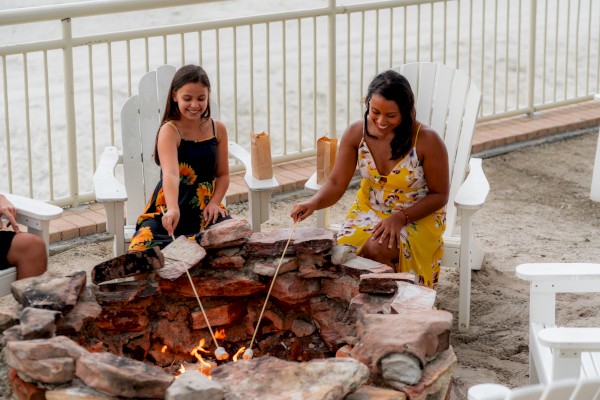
[161,345,168,353]
[215,329,226,340]
[233,347,246,362]
[178,363,186,375]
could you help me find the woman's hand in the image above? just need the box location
[203,203,227,225]
[290,201,316,223]
[161,208,180,237]
[370,213,405,249]
[0,195,19,233]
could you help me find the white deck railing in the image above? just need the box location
[0,0,598,207]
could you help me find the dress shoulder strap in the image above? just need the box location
[413,123,422,145]
[211,118,217,139]
[164,120,182,139]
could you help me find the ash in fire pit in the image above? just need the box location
[1,219,455,399]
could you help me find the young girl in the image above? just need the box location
[291,70,449,289]
[129,65,230,251]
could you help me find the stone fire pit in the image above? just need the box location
[0,219,455,399]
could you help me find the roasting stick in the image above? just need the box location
[160,207,229,360]
[243,221,298,360]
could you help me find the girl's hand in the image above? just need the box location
[290,201,315,223]
[370,214,405,249]
[161,208,180,237]
[203,203,227,225]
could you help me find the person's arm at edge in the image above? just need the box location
[156,123,182,235]
[291,120,362,222]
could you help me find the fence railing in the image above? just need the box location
[0,0,598,207]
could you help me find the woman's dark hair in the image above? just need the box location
[154,65,212,165]
[364,70,415,160]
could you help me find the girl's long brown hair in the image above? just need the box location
[154,65,212,165]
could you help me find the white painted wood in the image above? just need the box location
[305,62,487,330]
[517,262,600,384]
[469,378,600,400]
[93,65,279,255]
[591,94,600,202]
[0,193,63,297]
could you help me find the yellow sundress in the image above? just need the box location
[337,124,446,288]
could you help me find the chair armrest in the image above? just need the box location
[4,193,63,222]
[454,158,489,210]
[93,146,127,202]
[516,263,600,286]
[539,327,600,352]
[228,141,279,191]
[467,383,510,400]
[304,172,321,192]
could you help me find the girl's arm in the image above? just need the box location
[204,119,230,224]
[291,121,362,222]
[156,123,181,235]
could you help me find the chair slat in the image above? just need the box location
[121,95,146,227]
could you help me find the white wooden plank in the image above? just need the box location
[429,64,454,139]
[413,62,438,125]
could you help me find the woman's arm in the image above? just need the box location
[291,121,363,222]
[204,119,230,224]
[156,123,182,235]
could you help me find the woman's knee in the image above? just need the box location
[8,233,47,265]
[361,239,398,266]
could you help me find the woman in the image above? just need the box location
[291,70,448,288]
[129,65,230,251]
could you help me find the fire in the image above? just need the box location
[215,329,226,340]
[178,363,186,374]
[233,347,246,362]
[161,345,167,353]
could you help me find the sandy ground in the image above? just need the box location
[5,129,600,399]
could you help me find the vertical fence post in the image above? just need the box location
[527,0,537,116]
[62,18,79,206]
[328,0,337,138]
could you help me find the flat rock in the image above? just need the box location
[11,270,87,312]
[340,257,394,279]
[359,273,416,294]
[200,219,253,248]
[92,247,164,284]
[350,311,453,380]
[211,355,369,400]
[76,351,174,398]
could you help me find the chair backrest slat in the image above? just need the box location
[394,62,481,237]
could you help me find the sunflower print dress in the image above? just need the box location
[337,124,446,288]
[128,119,229,251]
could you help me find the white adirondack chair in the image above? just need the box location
[516,263,600,384]
[93,65,278,257]
[306,62,488,331]
[0,193,63,297]
[590,94,600,201]
[468,377,600,400]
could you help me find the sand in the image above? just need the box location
[6,129,600,399]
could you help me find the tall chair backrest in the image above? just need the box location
[393,62,481,238]
[120,65,221,228]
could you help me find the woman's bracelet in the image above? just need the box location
[400,208,409,225]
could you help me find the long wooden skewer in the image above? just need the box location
[243,221,298,360]
[160,206,229,360]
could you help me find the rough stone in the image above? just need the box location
[12,270,87,312]
[200,219,253,248]
[270,272,320,305]
[329,244,358,265]
[75,351,174,398]
[390,282,437,311]
[359,273,417,294]
[165,369,224,400]
[19,307,62,340]
[340,257,394,279]
[91,247,164,284]
[210,355,369,400]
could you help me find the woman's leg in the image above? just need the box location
[7,233,47,280]
[360,237,399,270]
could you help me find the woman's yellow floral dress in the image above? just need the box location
[337,124,446,288]
[128,120,229,251]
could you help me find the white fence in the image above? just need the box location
[0,0,599,207]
